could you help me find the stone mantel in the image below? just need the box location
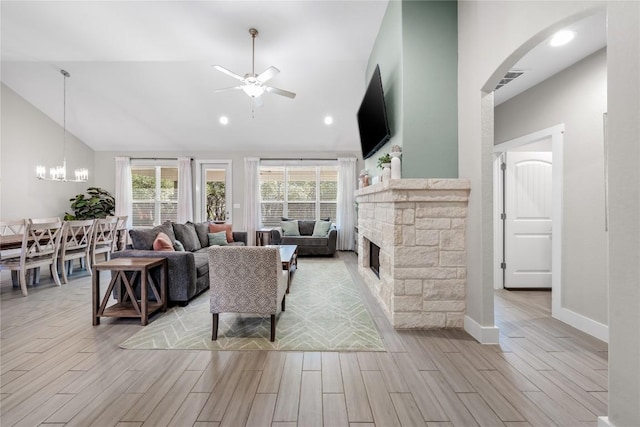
[355,178,470,329]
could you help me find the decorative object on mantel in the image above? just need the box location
[377,153,391,182]
[359,169,370,188]
[390,145,402,179]
[36,69,89,182]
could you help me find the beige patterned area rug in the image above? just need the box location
[120,258,385,351]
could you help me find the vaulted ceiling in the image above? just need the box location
[1,1,389,153]
[1,1,606,154]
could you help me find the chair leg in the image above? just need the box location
[212,313,219,341]
[51,260,61,287]
[281,294,286,312]
[270,314,276,342]
[61,260,69,284]
[19,268,28,297]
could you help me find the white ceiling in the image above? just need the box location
[1,2,606,153]
[494,11,607,105]
[1,1,389,153]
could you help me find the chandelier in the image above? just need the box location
[36,69,88,182]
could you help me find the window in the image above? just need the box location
[196,161,232,223]
[259,164,338,227]
[131,163,178,227]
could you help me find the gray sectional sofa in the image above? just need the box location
[112,221,246,304]
[270,219,337,256]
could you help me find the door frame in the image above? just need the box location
[493,124,564,317]
[194,160,232,223]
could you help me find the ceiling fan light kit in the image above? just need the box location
[212,27,296,110]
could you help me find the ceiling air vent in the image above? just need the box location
[495,70,525,90]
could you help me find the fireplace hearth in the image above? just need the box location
[355,178,470,329]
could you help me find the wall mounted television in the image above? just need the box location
[357,64,391,159]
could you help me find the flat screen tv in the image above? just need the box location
[357,64,391,159]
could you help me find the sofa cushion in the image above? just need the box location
[298,220,316,236]
[191,221,210,248]
[208,231,228,246]
[281,220,300,236]
[208,223,234,243]
[174,240,186,251]
[173,222,201,252]
[282,236,329,247]
[192,251,209,278]
[153,232,174,251]
[130,221,176,250]
[312,220,331,237]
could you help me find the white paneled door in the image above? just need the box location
[504,152,553,288]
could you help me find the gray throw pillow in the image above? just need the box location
[173,222,201,252]
[298,220,316,236]
[129,221,176,250]
[191,221,210,248]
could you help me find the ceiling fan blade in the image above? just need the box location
[212,65,245,82]
[213,86,242,93]
[265,86,296,99]
[257,66,280,83]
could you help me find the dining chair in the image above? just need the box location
[0,219,28,286]
[91,216,118,265]
[0,219,64,296]
[29,217,62,224]
[59,219,95,284]
[107,215,128,251]
[0,219,26,260]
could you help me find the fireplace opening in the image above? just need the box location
[370,242,380,278]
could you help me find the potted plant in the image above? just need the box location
[64,187,115,220]
[377,153,391,169]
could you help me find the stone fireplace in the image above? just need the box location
[355,179,470,329]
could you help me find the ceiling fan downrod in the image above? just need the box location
[249,28,258,76]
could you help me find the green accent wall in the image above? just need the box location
[365,0,458,178]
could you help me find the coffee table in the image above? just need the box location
[268,244,297,293]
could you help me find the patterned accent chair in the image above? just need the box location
[208,246,288,342]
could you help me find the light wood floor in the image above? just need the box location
[0,252,608,427]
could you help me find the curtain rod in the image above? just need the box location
[260,158,337,161]
[130,157,192,161]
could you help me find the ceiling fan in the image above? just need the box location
[212,28,296,107]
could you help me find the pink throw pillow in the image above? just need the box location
[153,232,174,251]
[208,223,234,243]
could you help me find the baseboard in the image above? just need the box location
[464,315,500,344]
[553,306,609,343]
[598,416,614,427]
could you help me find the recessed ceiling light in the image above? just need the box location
[324,116,333,125]
[549,30,575,47]
[219,116,229,125]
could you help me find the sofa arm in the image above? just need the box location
[112,250,197,303]
[232,231,247,245]
[270,227,283,245]
[328,228,337,253]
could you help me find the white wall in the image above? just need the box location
[495,49,608,325]
[1,84,95,220]
[458,0,604,339]
[606,2,640,426]
[460,1,639,425]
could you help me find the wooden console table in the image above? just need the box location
[92,257,167,326]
